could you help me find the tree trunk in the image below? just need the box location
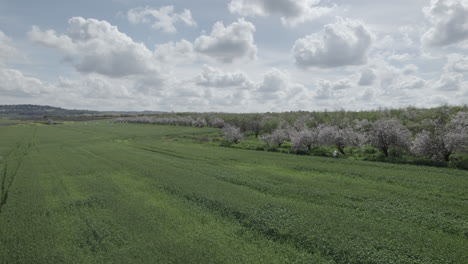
[338,147,346,155]
[382,147,389,157]
[443,151,452,162]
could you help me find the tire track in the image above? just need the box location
[0,127,36,213]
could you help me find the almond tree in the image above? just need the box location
[367,118,411,157]
[192,117,207,127]
[318,125,364,154]
[247,119,263,138]
[223,125,243,144]
[260,128,290,147]
[412,112,468,161]
[290,128,320,152]
[208,117,225,128]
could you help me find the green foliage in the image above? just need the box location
[0,123,466,263]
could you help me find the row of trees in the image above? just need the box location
[116,116,225,128]
[224,112,468,162]
[117,110,468,163]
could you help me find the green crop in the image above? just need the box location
[0,122,466,263]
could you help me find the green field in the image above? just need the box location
[0,122,467,263]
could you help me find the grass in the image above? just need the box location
[0,123,466,263]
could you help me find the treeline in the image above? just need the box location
[116,106,468,169]
[0,104,99,116]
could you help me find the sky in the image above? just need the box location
[0,0,467,112]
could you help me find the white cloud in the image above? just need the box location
[358,68,376,86]
[432,73,463,91]
[257,68,289,93]
[293,18,372,68]
[445,53,468,72]
[127,6,196,33]
[195,65,252,88]
[28,17,162,79]
[256,68,308,102]
[0,67,51,97]
[0,31,17,64]
[154,39,196,64]
[228,0,333,27]
[402,64,419,75]
[314,79,352,100]
[194,18,257,63]
[422,0,468,46]
[387,53,413,62]
[57,75,132,99]
[399,76,426,90]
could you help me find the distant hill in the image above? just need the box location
[0,104,100,116]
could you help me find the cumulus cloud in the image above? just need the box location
[432,73,463,91]
[28,17,162,78]
[399,76,426,90]
[358,68,376,86]
[127,6,196,33]
[154,39,196,64]
[314,79,352,100]
[402,64,419,75]
[0,31,17,64]
[228,0,333,27]
[0,67,51,97]
[57,75,132,99]
[194,18,257,63]
[445,53,468,72]
[376,61,427,93]
[195,65,252,88]
[422,0,468,46]
[256,68,308,101]
[293,18,372,68]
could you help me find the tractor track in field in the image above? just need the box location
[0,127,36,213]
[129,144,201,161]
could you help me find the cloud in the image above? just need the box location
[445,53,468,72]
[57,75,132,99]
[228,0,333,27]
[28,17,162,78]
[256,68,308,101]
[399,76,426,90]
[0,67,51,97]
[314,79,352,100]
[194,18,257,63]
[293,18,372,68]
[358,68,376,86]
[257,68,289,93]
[0,31,17,64]
[402,64,419,75]
[374,60,427,93]
[127,6,196,33]
[432,73,463,91]
[422,0,468,46]
[154,39,196,64]
[195,65,252,88]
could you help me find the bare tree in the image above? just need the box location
[367,118,411,157]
